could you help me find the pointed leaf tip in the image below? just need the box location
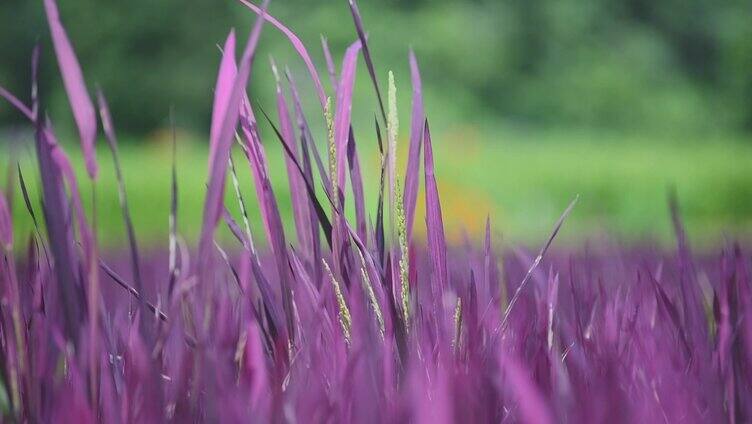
[423,120,448,290]
[209,29,238,173]
[44,0,98,179]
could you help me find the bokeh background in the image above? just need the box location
[2,0,751,249]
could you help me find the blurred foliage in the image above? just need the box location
[5,131,752,251]
[1,0,751,137]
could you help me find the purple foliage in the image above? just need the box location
[1,0,752,422]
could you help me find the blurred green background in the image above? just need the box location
[1,0,752,248]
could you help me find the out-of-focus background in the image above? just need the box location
[2,0,751,249]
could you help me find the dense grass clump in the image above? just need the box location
[1,0,751,422]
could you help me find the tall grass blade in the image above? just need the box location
[43,0,98,179]
[272,59,311,250]
[209,30,237,174]
[259,107,333,248]
[423,120,448,291]
[347,0,387,124]
[320,35,338,94]
[403,51,424,241]
[238,0,327,108]
[97,91,143,296]
[347,127,367,241]
[198,0,268,282]
[500,196,578,332]
[333,41,362,200]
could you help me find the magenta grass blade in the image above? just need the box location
[334,40,362,198]
[321,35,338,94]
[221,208,284,337]
[668,189,704,342]
[499,353,554,424]
[197,0,268,279]
[285,69,333,198]
[347,127,367,242]
[403,51,424,241]
[348,0,387,124]
[258,107,333,248]
[423,120,448,291]
[97,90,143,296]
[483,217,498,303]
[240,105,296,347]
[500,195,578,332]
[209,30,238,174]
[272,60,311,250]
[34,123,82,341]
[99,260,168,322]
[166,110,180,298]
[44,0,98,180]
[31,43,40,120]
[374,117,386,265]
[0,86,34,121]
[237,0,327,108]
[286,69,323,284]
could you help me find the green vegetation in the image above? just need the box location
[6,129,751,250]
[2,0,751,136]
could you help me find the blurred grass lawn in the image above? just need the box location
[6,128,752,251]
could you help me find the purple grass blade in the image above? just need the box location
[222,209,284,337]
[347,0,387,125]
[40,121,101,346]
[286,70,323,285]
[43,0,98,179]
[334,40,362,199]
[99,260,167,322]
[40,123,94,257]
[258,107,333,248]
[347,126,367,242]
[0,44,39,122]
[223,206,250,250]
[243,321,270,409]
[238,110,275,247]
[0,86,34,120]
[498,353,554,424]
[97,90,148,363]
[403,51,424,241]
[197,0,268,281]
[31,43,40,120]
[647,269,691,357]
[272,59,311,250]
[97,90,143,295]
[668,189,704,342]
[423,120,448,291]
[483,216,498,304]
[34,123,82,342]
[374,117,386,266]
[546,271,560,350]
[209,30,237,174]
[237,0,327,108]
[166,109,180,298]
[240,105,296,349]
[320,35,338,94]
[500,195,578,332]
[285,69,333,197]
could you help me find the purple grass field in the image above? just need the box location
[1,0,751,422]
